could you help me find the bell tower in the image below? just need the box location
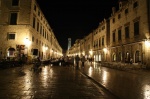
[68,38,71,50]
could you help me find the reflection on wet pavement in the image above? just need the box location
[0,65,116,99]
[81,62,150,99]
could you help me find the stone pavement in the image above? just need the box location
[0,64,117,99]
[79,61,150,99]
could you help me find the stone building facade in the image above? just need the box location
[0,0,62,62]
[109,0,150,65]
[67,0,150,68]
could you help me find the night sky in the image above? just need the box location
[36,0,119,50]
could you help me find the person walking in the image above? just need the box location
[64,56,69,66]
[75,55,80,69]
[81,55,86,68]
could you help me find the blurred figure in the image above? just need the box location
[81,55,86,68]
[64,56,69,66]
[75,55,80,69]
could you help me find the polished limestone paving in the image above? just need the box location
[0,64,117,99]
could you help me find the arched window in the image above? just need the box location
[7,48,15,57]
[112,53,116,61]
[125,52,130,63]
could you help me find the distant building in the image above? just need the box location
[68,38,71,50]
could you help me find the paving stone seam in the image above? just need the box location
[78,70,120,99]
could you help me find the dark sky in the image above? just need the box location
[36,0,119,50]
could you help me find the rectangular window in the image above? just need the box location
[102,37,104,46]
[36,39,38,44]
[113,32,115,42]
[32,36,34,42]
[37,21,39,32]
[118,29,121,40]
[38,10,40,16]
[40,25,42,34]
[43,29,45,37]
[10,13,17,25]
[125,26,129,38]
[12,0,19,6]
[34,4,36,11]
[99,38,101,47]
[134,21,139,36]
[33,17,36,28]
[0,0,1,7]
[112,18,115,23]
[8,33,15,40]
[125,8,128,14]
[118,14,121,19]
[133,1,138,8]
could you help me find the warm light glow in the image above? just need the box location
[42,46,45,52]
[89,50,93,55]
[88,66,93,76]
[82,51,85,56]
[143,84,150,99]
[102,71,108,84]
[24,38,31,47]
[145,40,150,47]
[103,48,108,53]
[45,46,48,50]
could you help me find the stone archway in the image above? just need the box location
[7,47,15,57]
[125,51,130,63]
[112,53,116,62]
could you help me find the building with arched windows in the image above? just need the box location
[68,0,150,68]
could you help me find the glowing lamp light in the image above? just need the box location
[103,48,108,53]
[24,38,31,47]
[145,40,150,47]
[89,50,93,55]
[45,47,48,50]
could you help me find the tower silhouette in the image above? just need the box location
[68,38,71,50]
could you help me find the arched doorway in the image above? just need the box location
[125,51,130,63]
[112,53,116,62]
[7,47,16,60]
[7,48,15,56]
